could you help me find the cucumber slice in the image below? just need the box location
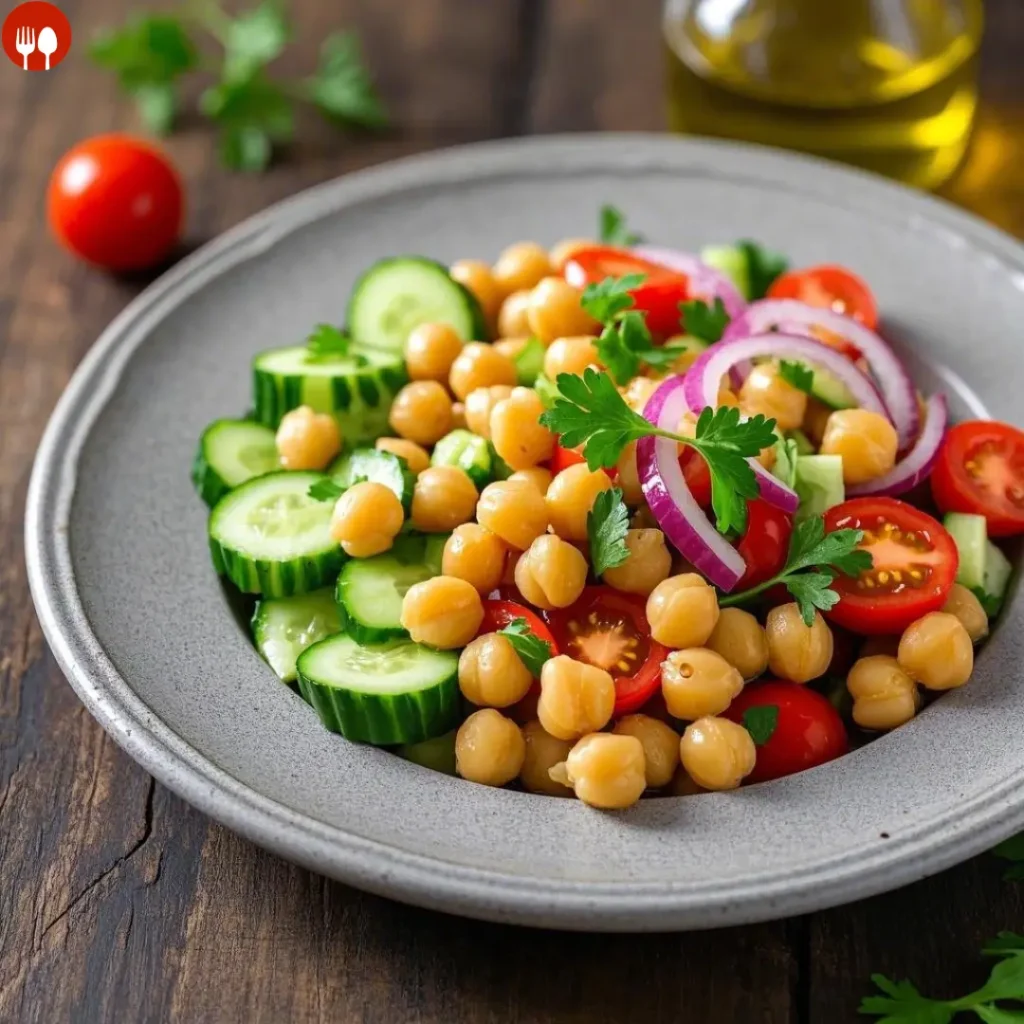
[944,512,988,590]
[209,471,345,596]
[192,419,280,506]
[252,344,407,443]
[980,540,1012,617]
[329,448,416,511]
[296,634,460,745]
[431,429,493,488]
[794,455,845,522]
[808,367,857,410]
[513,338,546,385]
[398,729,457,775]
[347,257,486,355]
[787,428,816,455]
[700,244,751,299]
[252,588,341,683]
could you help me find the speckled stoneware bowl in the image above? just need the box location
[26,135,1024,931]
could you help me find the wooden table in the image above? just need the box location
[2,1,1022,1020]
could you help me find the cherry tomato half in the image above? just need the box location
[823,497,958,635]
[931,420,1024,538]
[564,245,690,339]
[544,586,668,716]
[768,264,878,331]
[679,448,712,509]
[736,499,793,591]
[549,441,587,475]
[724,681,849,784]
[48,134,184,272]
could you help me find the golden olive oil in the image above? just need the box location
[664,0,983,189]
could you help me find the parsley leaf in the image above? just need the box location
[581,274,645,323]
[778,360,815,394]
[772,436,800,489]
[739,240,789,299]
[984,932,1024,956]
[306,323,351,361]
[306,32,389,128]
[200,72,294,172]
[972,585,1004,619]
[859,975,954,1024]
[498,618,553,677]
[679,298,730,343]
[588,488,631,576]
[994,834,1024,881]
[742,706,778,746]
[599,205,644,246]
[220,0,290,83]
[308,479,344,502]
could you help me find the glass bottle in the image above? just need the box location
[664,0,984,189]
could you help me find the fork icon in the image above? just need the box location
[15,26,35,70]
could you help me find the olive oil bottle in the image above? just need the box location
[664,0,983,189]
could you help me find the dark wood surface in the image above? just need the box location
[1,2,1022,1021]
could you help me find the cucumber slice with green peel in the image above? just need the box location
[192,419,280,506]
[944,512,988,590]
[296,634,460,745]
[329,448,416,511]
[398,729,457,775]
[793,455,845,522]
[787,428,816,455]
[431,429,493,489]
[512,338,546,385]
[807,367,857,410]
[252,588,341,683]
[252,344,407,443]
[347,257,486,355]
[700,244,751,299]
[209,471,345,596]
[979,540,1012,617]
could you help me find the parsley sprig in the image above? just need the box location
[588,488,631,577]
[539,368,777,535]
[738,240,789,300]
[305,323,354,362]
[679,298,730,344]
[599,205,644,246]
[497,618,553,677]
[720,516,872,626]
[778,360,815,395]
[742,706,779,746]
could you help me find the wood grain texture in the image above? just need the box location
[0,0,1021,1022]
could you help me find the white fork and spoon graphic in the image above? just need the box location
[14,25,58,70]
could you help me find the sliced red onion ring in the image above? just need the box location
[848,393,948,497]
[723,299,919,450]
[633,244,747,320]
[638,376,746,591]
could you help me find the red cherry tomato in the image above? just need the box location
[48,134,184,272]
[564,245,690,339]
[544,586,668,716]
[735,499,793,591]
[822,497,958,635]
[768,264,878,331]
[931,420,1024,538]
[724,680,849,783]
[549,440,587,475]
[679,448,712,508]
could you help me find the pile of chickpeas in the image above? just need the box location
[269,238,990,810]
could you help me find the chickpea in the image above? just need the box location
[515,534,588,610]
[847,655,921,731]
[492,241,552,296]
[706,608,769,681]
[388,381,453,446]
[450,259,502,328]
[455,709,525,787]
[603,529,672,596]
[549,238,592,271]
[330,481,404,557]
[519,721,574,796]
[718,386,740,409]
[527,277,597,344]
[549,733,647,810]
[410,465,479,532]
[546,464,613,541]
[941,583,989,643]
[490,387,556,470]
[477,478,549,550]
[404,322,464,383]
[897,611,974,690]
[275,405,341,470]
[615,440,644,505]
[661,648,744,720]
[679,717,756,791]
[613,714,680,788]
[621,375,661,415]
[765,603,833,683]
[458,633,534,708]
[493,336,529,362]
[802,397,832,446]
[449,343,517,401]
[464,384,514,439]
[739,362,807,432]
[451,401,468,430]
[543,335,599,379]
[646,574,720,649]
[508,466,552,495]
[401,576,484,649]
[375,436,430,474]
[497,288,533,337]
[537,655,616,740]
[442,523,507,593]
[820,409,899,485]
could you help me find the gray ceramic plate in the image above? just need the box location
[26,135,1024,931]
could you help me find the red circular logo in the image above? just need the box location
[3,1,71,72]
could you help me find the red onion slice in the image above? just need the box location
[638,376,746,591]
[848,393,948,497]
[633,245,747,320]
[723,299,919,449]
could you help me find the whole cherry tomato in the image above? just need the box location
[768,264,878,331]
[735,499,793,591]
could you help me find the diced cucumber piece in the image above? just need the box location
[252,588,341,683]
[347,257,486,355]
[422,533,447,573]
[533,373,561,409]
[700,240,788,300]
[794,455,845,522]
[296,634,460,745]
[944,512,988,590]
[772,436,799,489]
[209,471,345,596]
[252,343,407,444]
[512,338,546,385]
[700,245,750,299]
[431,429,492,489]
[787,429,816,455]
[807,367,857,410]
[329,447,416,511]
[398,729,457,775]
[192,419,279,507]
[979,540,1013,617]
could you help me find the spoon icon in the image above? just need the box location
[37,25,57,70]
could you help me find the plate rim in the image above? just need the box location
[25,132,1024,931]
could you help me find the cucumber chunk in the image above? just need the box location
[807,367,857,410]
[252,588,341,683]
[209,471,345,596]
[192,419,279,506]
[787,428,816,455]
[944,512,988,590]
[512,338,546,385]
[347,257,486,355]
[430,429,493,489]
[700,244,751,299]
[794,455,845,522]
[329,448,416,511]
[533,373,561,409]
[398,729,457,775]
[979,540,1012,617]
[296,634,460,745]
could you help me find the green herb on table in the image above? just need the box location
[679,298,730,344]
[778,360,815,395]
[599,204,644,246]
[993,835,1024,881]
[498,617,553,677]
[588,488,630,577]
[742,706,778,746]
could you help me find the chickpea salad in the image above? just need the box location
[193,207,1021,810]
